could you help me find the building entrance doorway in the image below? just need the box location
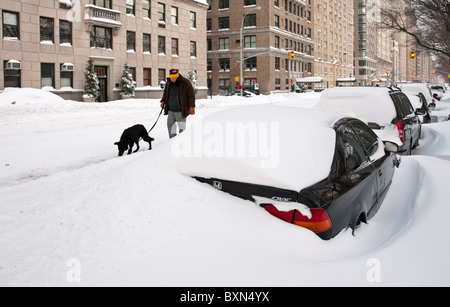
[95,66,108,102]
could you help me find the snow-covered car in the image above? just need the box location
[397,83,436,108]
[315,87,422,155]
[430,85,445,101]
[171,105,400,240]
[231,90,255,97]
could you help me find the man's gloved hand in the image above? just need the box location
[189,107,195,115]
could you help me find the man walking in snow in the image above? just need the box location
[160,69,196,138]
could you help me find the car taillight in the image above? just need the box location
[396,121,405,143]
[262,204,332,234]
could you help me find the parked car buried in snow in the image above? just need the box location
[397,83,436,108]
[170,105,400,240]
[316,87,422,155]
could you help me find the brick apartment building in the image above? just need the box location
[206,0,315,95]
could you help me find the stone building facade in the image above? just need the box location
[0,0,208,101]
[313,0,355,88]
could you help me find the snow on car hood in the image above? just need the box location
[169,105,339,192]
[315,87,397,126]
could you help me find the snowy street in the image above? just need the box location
[1,88,450,286]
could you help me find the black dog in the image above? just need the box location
[114,124,154,156]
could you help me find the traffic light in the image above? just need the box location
[289,51,295,59]
[409,51,415,59]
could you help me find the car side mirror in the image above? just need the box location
[367,122,382,129]
[384,141,399,153]
[415,108,425,115]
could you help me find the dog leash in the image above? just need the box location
[148,108,164,133]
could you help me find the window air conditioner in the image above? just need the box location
[61,63,74,71]
[6,60,21,70]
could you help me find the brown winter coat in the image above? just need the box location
[160,74,195,118]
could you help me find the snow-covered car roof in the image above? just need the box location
[170,105,340,192]
[315,87,397,126]
[397,83,433,102]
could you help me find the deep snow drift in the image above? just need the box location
[1,87,450,287]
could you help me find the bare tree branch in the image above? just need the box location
[379,0,450,60]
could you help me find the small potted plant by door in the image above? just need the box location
[120,62,136,99]
[83,59,99,102]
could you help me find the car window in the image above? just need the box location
[343,124,369,172]
[392,93,412,117]
[349,120,379,157]
[400,94,414,115]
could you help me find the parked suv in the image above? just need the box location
[316,87,422,154]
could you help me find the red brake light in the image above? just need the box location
[262,204,332,234]
[396,121,405,142]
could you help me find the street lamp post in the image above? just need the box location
[240,5,261,97]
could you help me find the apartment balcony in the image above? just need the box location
[84,4,122,34]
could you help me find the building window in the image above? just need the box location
[3,11,20,40]
[158,3,165,22]
[90,26,112,49]
[41,63,55,88]
[244,14,256,27]
[190,41,197,57]
[59,0,73,9]
[158,68,166,86]
[171,7,178,25]
[219,0,229,9]
[207,59,212,71]
[127,31,135,51]
[90,0,111,9]
[244,35,256,48]
[207,18,212,31]
[275,36,280,48]
[158,36,165,54]
[218,17,229,30]
[3,60,21,88]
[190,11,197,29]
[244,78,256,91]
[219,58,230,71]
[60,63,73,88]
[126,0,135,15]
[143,33,151,53]
[40,17,54,43]
[274,15,279,28]
[143,68,151,86]
[244,0,256,6]
[143,0,151,18]
[219,37,230,50]
[275,57,280,70]
[219,79,231,91]
[245,57,257,71]
[275,78,280,90]
[59,20,72,45]
[207,38,212,51]
[171,38,179,56]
